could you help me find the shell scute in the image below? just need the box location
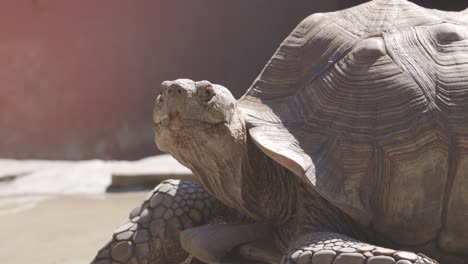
[375,125,449,244]
[353,37,387,58]
[432,23,466,43]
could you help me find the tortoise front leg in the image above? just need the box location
[91,179,239,264]
[282,232,437,264]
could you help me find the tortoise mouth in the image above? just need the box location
[154,118,227,131]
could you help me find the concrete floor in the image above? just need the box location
[0,192,147,264]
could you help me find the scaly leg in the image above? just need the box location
[282,232,437,264]
[91,179,243,264]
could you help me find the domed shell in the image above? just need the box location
[238,0,468,253]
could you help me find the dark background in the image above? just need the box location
[0,0,466,160]
[357,0,466,10]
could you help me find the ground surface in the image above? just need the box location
[0,192,147,264]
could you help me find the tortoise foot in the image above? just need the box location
[91,180,231,264]
[282,232,438,264]
[180,223,271,264]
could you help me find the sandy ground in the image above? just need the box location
[0,192,147,264]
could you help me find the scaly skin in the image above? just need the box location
[284,233,437,264]
[91,180,243,264]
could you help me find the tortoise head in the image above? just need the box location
[153,79,246,173]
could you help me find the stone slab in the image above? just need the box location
[0,155,194,195]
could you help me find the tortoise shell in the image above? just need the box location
[238,0,468,253]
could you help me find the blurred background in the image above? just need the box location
[0,1,466,264]
[1,0,465,160]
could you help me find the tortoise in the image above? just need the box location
[92,1,468,263]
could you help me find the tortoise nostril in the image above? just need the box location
[178,89,182,94]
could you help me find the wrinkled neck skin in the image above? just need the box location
[242,138,364,248]
[167,111,246,210]
[166,111,297,223]
[241,138,298,224]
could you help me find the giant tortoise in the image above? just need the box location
[92,1,468,263]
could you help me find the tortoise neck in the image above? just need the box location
[239,135,298,224]
[179,112,248,210]
[240,136,367,245]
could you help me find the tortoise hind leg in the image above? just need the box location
[91,179,239,264]
[282,232,437,264]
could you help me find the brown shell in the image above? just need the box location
[238,0,468,252]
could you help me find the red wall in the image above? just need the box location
[1,0,348,159]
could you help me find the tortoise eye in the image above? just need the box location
[196,81,215,102]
